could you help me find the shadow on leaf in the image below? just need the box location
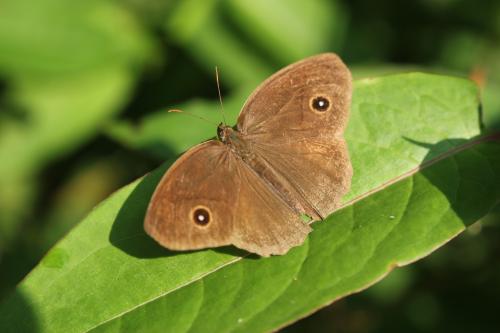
[109,159,172,258]
[0,289,38,333]
[109,155,245,259]
[407,134,500,227]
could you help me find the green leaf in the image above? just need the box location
[0,0,154,246]
[2,73,499,333]
[483,79,500,131]
[0,67,135,246]
[226,0,347,63]
[164,0,347,88]
[0,0,153,77]
[106,86,253,158]
[165,0,272,88]
[0,0,153,180]
[1,68,133,181]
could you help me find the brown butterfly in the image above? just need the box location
[144,53,352,257]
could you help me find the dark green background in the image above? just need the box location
[0,0,499,332]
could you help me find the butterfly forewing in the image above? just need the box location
[145,141,237,250]
[237,53,351,139]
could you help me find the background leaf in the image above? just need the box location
[226,0,347,63]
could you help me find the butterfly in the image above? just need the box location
[144,53,352,257]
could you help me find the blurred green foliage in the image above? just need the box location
[0,0,499,332]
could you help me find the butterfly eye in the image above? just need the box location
[310,96,331,112]
[192,207,211,226]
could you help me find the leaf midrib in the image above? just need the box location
[340,133,499,209]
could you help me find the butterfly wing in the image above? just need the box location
[144,141,310,256]
[252,138,351,218]
[237,53,353,218]
[238,53,351,139]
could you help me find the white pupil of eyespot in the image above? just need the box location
[198,215,205,221]
[319,100,325,106]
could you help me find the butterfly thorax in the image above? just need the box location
[218,125,263,167]
[217,124,252,156]
[216,123,234,144]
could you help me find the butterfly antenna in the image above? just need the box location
[215,66,227,126]
[168,109,218,126]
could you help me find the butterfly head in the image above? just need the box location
[217,123,235,143]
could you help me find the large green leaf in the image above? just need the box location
[2,73,499,333]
